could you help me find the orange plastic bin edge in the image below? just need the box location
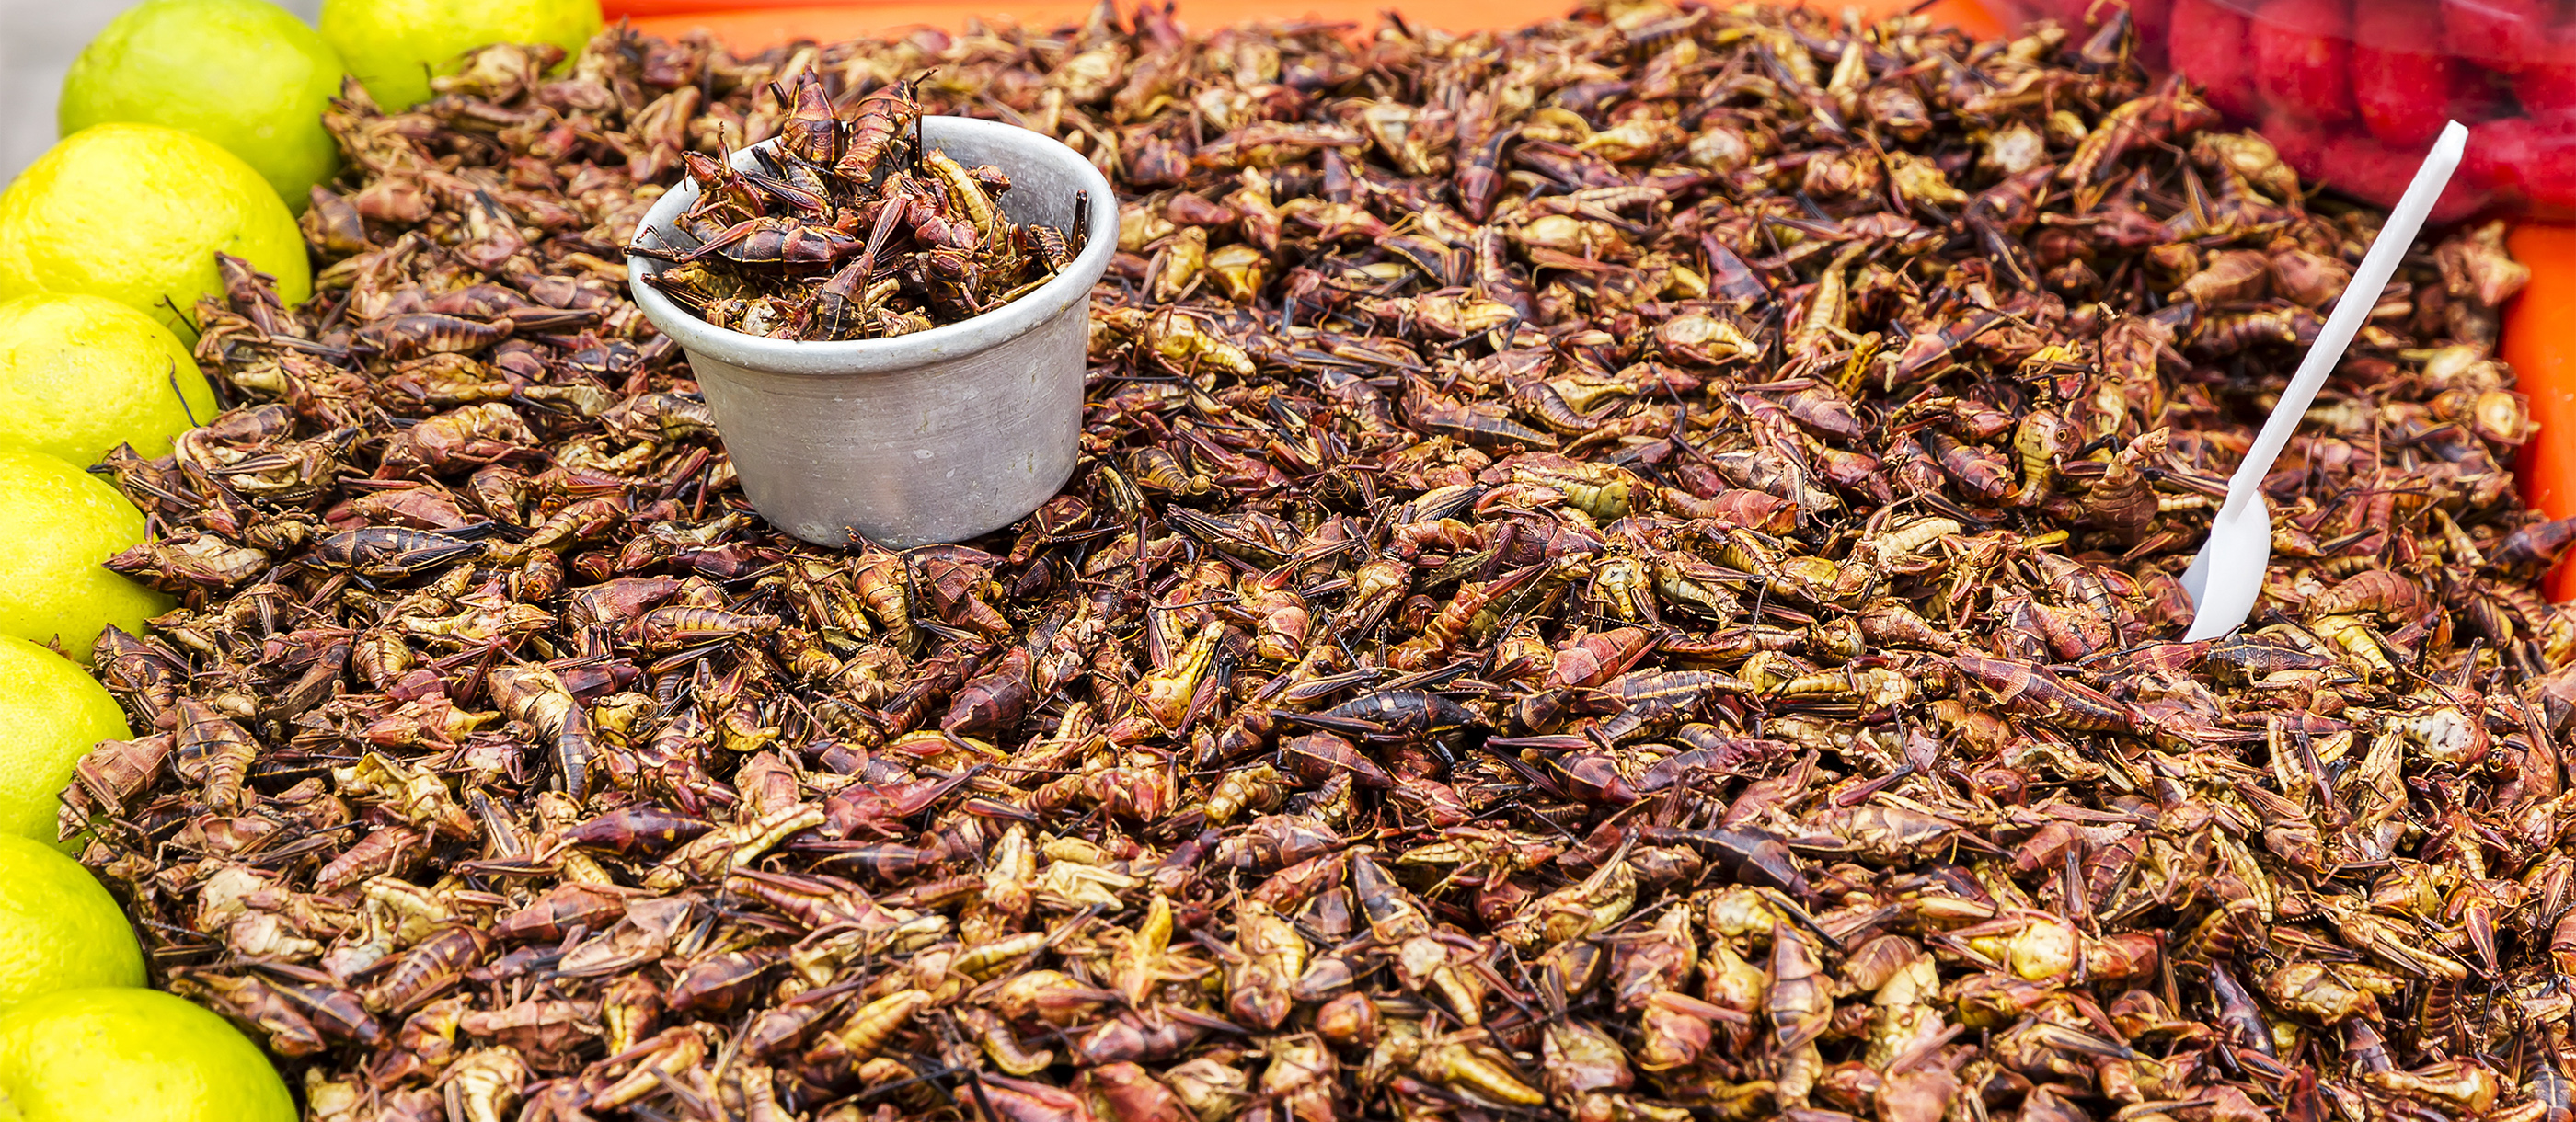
[609,0,2001,49]
[2505,225,2576,601]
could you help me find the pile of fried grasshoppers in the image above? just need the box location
[635,74,1083,340]
[62,4,2576,1122]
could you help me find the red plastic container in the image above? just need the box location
[1988,0,2576,220]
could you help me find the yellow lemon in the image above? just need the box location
[0,123,311,338]
[0,836,144,1013]
[0,988,295,1122]
[0,450,169,665]
[322,0,602,111]
[0,294,219,464]
[0,635,134,848]
[57,0,348,210]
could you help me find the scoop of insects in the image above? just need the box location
[631,73,1079,341]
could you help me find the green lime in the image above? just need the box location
[0,836,143,1013]
[57,0,348,210]
[0,635,136,847]
[321,0,601,111]
[0,988,295,1122]
[0,451,170,666]
[0,123,311,339]
[0,295,219,465]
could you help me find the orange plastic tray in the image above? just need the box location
[612,0,2001,52]
[2504,226,2576,599]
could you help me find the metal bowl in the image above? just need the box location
[627,117,1119,547]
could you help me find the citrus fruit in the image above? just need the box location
[0,836,144,1013]
[0,635,135,848]
[321,0,602,111]
[0,294,219,465]
[56,0,348,210]
[0,987,295,1122]
[0,450,170,666]
[0,123,311,338]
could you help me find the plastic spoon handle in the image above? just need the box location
[2214,120,2467,521]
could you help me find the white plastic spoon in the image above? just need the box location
[2180,120,2468,643]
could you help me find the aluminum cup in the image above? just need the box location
[626,118,1117,547]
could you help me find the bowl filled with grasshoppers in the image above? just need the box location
[626,76,1118,548]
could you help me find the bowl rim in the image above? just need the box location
[624,115,1120,376]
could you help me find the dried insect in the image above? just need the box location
[73,11,2564,1122]
[634,72,1066,340]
